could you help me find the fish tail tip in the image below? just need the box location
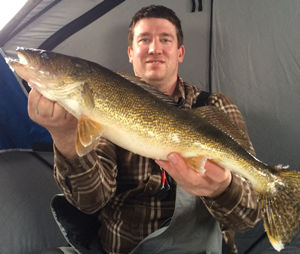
[261,167,300,251]
[269,237,285,252]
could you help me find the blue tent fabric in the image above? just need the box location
[0,53,53,152]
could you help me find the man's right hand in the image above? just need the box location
[28,88,79,159]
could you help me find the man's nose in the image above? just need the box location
[148,39,162,54]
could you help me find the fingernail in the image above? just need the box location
[168,154,177,165]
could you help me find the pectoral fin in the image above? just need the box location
[76,115,103,156]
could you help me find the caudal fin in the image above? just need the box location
[260,167,300,251]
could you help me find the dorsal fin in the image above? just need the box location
[192,106,253,152]
[116,72,178,107]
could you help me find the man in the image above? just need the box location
[28,5,261,254]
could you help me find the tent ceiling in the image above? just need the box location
[0,0,123,58]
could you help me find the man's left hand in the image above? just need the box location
[155,152,232,198]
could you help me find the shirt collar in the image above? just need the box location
[172,76,186,106]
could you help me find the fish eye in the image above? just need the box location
[40,52,50,60]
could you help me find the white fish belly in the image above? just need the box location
[103,126,174,160]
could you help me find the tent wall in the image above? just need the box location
[212,0,300,170]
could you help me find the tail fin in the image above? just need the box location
[260,167,300,251]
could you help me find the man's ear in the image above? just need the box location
[128,47,133,63]
[178,45,185,63]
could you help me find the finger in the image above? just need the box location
[52,101,68,120]
[204,160,231,183]
[28,89,42,117]
[52,102,78,125]
[157,153,204,186]
[28,88,56,118]
[155,153,182,176]
[167,153,192,177]
[36,95,55,117]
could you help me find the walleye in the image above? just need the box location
[7,47,300,252]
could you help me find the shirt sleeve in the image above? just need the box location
[53,137,118,214]
[203,92,262,231]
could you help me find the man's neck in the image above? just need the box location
[145,77,178,97]
[162,84,176,97]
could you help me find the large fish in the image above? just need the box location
[7,47,300,252]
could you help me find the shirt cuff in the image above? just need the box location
[201,173,243,215]
[54,144,98,176]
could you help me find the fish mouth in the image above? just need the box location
[6,47,40,84]
[6,47,31,68]
[15,47,31,66]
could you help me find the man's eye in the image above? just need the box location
[162,39,170,43]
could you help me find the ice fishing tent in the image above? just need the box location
[0,0,299,253]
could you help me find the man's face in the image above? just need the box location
[128,18,185,93]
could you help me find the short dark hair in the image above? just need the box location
[128,5,184,48]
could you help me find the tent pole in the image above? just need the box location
[208,0,214,93]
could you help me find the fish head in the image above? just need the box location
[7,47,92,91]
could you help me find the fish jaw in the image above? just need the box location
[7,48,89,108]
[7,48,74,89]
[7,48,44,83]
[7,56,34,84]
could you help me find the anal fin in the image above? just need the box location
[184,155,209,173]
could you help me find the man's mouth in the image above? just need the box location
[146,60,164,64]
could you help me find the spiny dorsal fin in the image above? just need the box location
[116,72,178,107]
[192,106,253,152]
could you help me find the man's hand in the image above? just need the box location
[28,88,78,159]
[155,153,232,198]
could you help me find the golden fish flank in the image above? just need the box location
[7,47,300,252]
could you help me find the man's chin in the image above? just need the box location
[144,72,164,82]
